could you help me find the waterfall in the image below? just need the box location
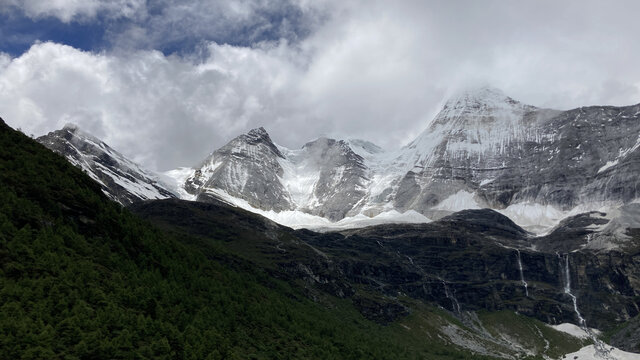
[562,254,585,326]
[442,280,461,314]
[560,254,611,359]
[515,250,529,297]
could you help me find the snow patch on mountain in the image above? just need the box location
[599,134,640,174]
[164,167,197,201]
[548,324,640,360]
[498,203,567,234]
[577,203,640,250]
[277,147,322,208]
[549,323,600,339]
[432,190,482,211]
[201,188,430,230]
[599,160,619,174]
[347,139,384,158]
[563,344,640,360]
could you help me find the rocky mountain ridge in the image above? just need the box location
[37,124,176,205]
[167,86,640,236]
[36,87,640,244]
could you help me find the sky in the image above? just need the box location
[1,0,639,171]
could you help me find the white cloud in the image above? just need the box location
[0,0,145,22]
[1,0,640,171]
[0,41,305,170]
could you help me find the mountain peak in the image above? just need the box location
[57,123,107,148]
[443,86,522,110]
[459,85,506,98]
[214,126,284,159]
[243,127,278,149]
[247,127,268,137]
[302,136,335,149]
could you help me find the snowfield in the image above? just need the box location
[196,188,431,230]
[563,345,640,360]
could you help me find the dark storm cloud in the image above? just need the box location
[1,0,639,171]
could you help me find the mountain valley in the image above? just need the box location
[13,87,640,359]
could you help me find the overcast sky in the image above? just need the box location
[1,0,639,170]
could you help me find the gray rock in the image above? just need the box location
[37,124,175,205]
[295,137,368,220]
[186,127,294,211]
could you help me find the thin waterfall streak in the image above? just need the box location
[516,250,529,297]
[442,280,461,315]
[562,254,611,359]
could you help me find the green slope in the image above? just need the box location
[0,120,504,359]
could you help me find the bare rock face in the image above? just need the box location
[184,127,294,212]
[381,87,640,218]
[174,129,370,220]
[479,103,640,209]
[37,124,175,205]
[389,87,553,212]
[288,137,369,221]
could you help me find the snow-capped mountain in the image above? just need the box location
[278,137,369,220]
[37,124,176,205]
[360,87,640,229]
[168,128,378,224]
[167,86,640,235]
[379,87,555,213]
[36,86,640,237]
[180,127,293,211]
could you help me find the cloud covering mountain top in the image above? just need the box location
[1,0,639,170]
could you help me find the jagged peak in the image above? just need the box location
[57,123,107,147]
[213,126,284,159]
[241,127,277,147]
[247,127,268,137]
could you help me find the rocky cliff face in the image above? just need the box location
[478,103,640,210]
[298,209,640,330]
[280,137,369,220]
[383,87,557,212]
[37,124,175,205]
[183,127,294,212]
